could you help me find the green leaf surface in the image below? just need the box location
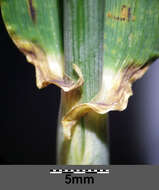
[104,0,159,71]
[1,0,63,54]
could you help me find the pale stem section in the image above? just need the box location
[56,91,109,165]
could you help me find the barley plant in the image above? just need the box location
[1,0,159,164]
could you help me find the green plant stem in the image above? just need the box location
[56,0,109,165]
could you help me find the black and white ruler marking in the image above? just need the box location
[50,169,109,175]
